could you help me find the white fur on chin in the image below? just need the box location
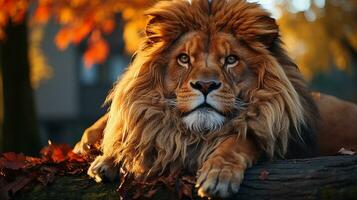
[182,108,225,132]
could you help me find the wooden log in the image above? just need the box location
[15,156,357,200]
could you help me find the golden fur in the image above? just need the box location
[312,93,357,155]
[82,0,319,198]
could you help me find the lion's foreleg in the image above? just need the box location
[196,136,259,198]
[73,113,108,155]
[78,113,120,182]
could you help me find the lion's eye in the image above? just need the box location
[177,53,190,66]
[225,55,238,66]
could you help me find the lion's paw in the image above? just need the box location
[73,114,107,155]
[88,155,118,183]
[196,159,244,198]
[73,128,103,155]
[72,141,89,155]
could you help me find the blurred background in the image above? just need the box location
[0,0,356,155]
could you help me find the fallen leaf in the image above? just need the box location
[68,151,86,163]
[0,152,27,170]
[40,143,72,163]
[25,156,43,166]
[0,143,90,199]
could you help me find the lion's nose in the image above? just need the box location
[190,80,221,95]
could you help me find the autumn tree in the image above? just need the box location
[278,0,357,79]
[0,0,41,154]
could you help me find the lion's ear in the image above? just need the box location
[145,15,163,43]
[255,16,279,47]
[144,14,183,44]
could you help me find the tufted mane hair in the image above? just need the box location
[101,0,319,177]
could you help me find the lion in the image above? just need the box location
[73,0,356,198]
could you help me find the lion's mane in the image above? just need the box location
[101,0,318,177]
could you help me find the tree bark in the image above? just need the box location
[15,156,357,200]
[0,18,41,155]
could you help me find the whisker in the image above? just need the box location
[131,94,178,108]
[234,97,249,109]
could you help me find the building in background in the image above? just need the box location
[35,19,130,145]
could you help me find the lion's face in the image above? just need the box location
[164,31,256,132]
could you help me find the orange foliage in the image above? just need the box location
[72,21,93,44]
[33,0,155,67]
[33,4,50,23]
[0,0,29,40]
[54,21,93,50]
[83,31,109,68]
[277,0,357,78]
[0,0,155,66]
[54,27,72,50]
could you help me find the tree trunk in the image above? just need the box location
[15,156,357,200]
[0,18,41,155]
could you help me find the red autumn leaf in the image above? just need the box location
[72,21,92,44]
[33,6,51,24]
[51,147,67,163]
[67,151,86,163]
[40,143,72,163]
[0,152,27,170]
[25,156,43,165]
[259,169,270,180]
[83,32,109,68]
[0,12,8,27]
[54,28,72,50]
[0,142,91,199]
[2,152,26,162]
[101,19,115,34]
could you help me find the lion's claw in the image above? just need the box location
[88,155,118,182]
[196,160,244,198]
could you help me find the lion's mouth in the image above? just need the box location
[182,102,224,117]
[181,102,226,132]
